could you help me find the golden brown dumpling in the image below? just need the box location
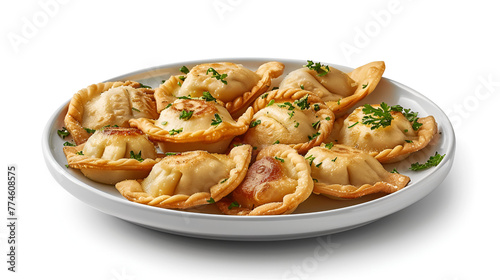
[129,98,253,153]
[63,127,160,184]
[305,144,410,199]
[243,88,334,154]
[64,81,158,144]
[279,61,385,117]
[115,144,252,209]
[155,62,284,117]
[327,104,438,163]
[217,144,313,215]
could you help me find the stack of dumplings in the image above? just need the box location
[61,60,439,216]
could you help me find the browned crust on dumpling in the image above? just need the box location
[250,88,335,154]
[115,145,252,209]
[64,81,157,145]
[325,61,385,117]
[217,144,313,215]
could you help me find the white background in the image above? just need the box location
[1,0,499,279]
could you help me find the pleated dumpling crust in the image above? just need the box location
[64,81,158,145]
[328,104,438,163]
[243,88,334,154]
[63,127,160,185]
[115,144,252,210]
[154,62,285,117]
[217,144,313,215]
[279,61,385,117]
[129,98,253,153]
[305,144,410,199]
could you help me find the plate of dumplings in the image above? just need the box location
[43,58,455,241]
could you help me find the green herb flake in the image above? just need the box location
[76,151,84,156]
[228,201,240,209]
[250,120,261,128]
[405,140,413,143]
[312,120,321,130]
[304,60,330,77]
[261,93,269,99]
[324,142,334,149]
[169,128,183,135]
[274,156,285,163]
[179,110,194,120]
[362,83,368,89]
[83,127,96,134]
[294,94,310,110]
[206,67,228,85]
[409,152,446,171]
[165,152,178,156]
[391,168,399,174]
[266,99,275,107]
[202,91,216,101]
[305,155,316,166]
[57,127,70,139]
[348,121,359,128]
[294,121,300,128]
[288,111,295,119]
[138,83,151,89]
[179,65,190,74]
[332,157,337,162]
[300,84,304,90]
[132,107,141,112]
[220,178,228,184]
[273,140,280,144]
[313,104,320,111]
[315,162,323,168]
[63,141,76,147]
[130,151,144,162]
[211,113,223,126]
[161,121,168,126]
[308,132,321,140]
[206,197,215,204]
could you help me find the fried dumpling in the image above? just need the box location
[242,88,334,154]
[63,127,160,185]
[115,144,252,209]
[328,104,438,163]
[279,61,385,117]
[129,98,253,153]
[217,144,313,215]
[305,144,410,199]
[64,81,158,145]
[155,62,284,117]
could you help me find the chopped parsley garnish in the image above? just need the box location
[362,83,368,89]
[294,94,310,110]
[405,140,413,143]
[179,65,190,74]
[324,142,334,149]
[401,108,423,130]
[76,151,84,155]
[179,76,186,81]
[228,201,240,209]
[83,127,96,134]
[337,98,341,105]
[273,140,280,144]
[361,103,401,130]
[261,93,269,99]
[250,120,261,128]
[161,121,168,126]
[179,110,194,120]
[391,168,399,174]
[165,152,178,156]
[169,128,183,135]
[288,111,295,119]
[266,99,275,107]
[312,120,321,130]
[138,83,151,89]
[315,162,323,168]
[294,121,300,128]
[220,178,228,184]
[63,141,76,147]
[305,155,316,166]
[348,121,359,128]
[202,91,216,101]
[177,81,182,87]
[274,156,285,163]
[313,104,320,111]
[130,151,144,162]
[409,152,445,171]
[278,102,295,110]
[211,113,223,126]
[304,60,330,76]
[300,84,304,90]
[132,107,141,112]
[325,116,331,121]
[308,132,321,140]
[332,157,337,162]
[57,127,70,139]
[206,197,215,204]
[206,67,228,84]
[164,104,172,110]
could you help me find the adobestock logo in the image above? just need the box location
[340,0,405,64]
[212,0,243,20]
[7,0,70,54]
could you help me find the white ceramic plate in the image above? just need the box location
[42,58,456,241]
